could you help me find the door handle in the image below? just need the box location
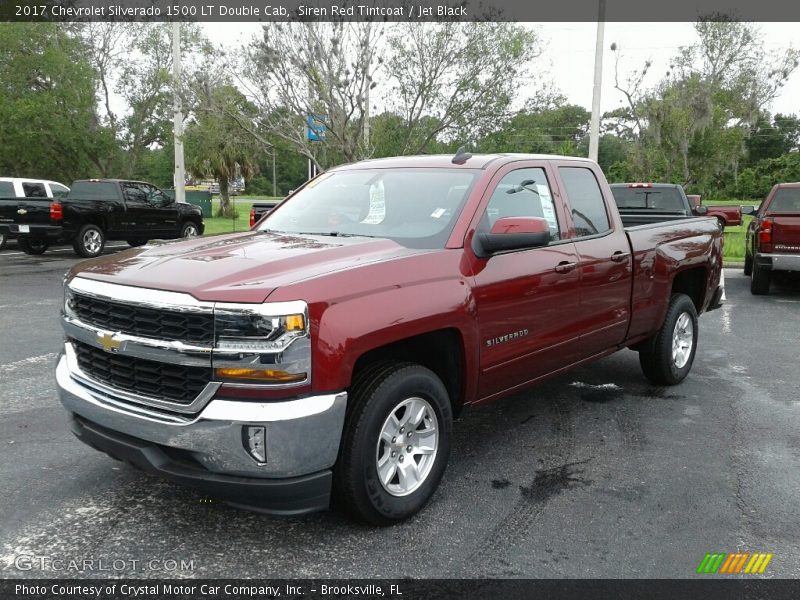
[555,261,578,273]
[611,251,630,262]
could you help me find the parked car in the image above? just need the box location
[56,154,723,524]
[0,177,70,250]
[1,179,204,258]
[745,183,800,294]
[686,194,743,227]
[249,200,282,227]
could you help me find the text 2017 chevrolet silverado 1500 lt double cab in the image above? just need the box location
[0,179,204,258]
[745,183,800,295]
[56,154,723,524]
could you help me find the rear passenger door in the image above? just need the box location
[120,183,150,235]
[142,184,178,236]
[555,163,632,357]
[471,163,584,399]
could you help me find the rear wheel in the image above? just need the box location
[334,361,452,525]
[0,230,7,251]
[750,261,771,295]
[18,238,49,255]
[638,293,698,385]
[744,252,753,276]
[73,224,105,258]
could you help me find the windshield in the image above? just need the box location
[259,168,479,249]
[611,187,685,210]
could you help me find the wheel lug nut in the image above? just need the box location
[391,451,396,457]
[391,436,396,443]
[399,455,404,462]
[399,427,404,433]
[407,432,412,437]
[407,445,412,452]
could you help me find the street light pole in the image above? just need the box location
[172,22,186,204]
[588,0,606,163]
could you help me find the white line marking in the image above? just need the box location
[0,353,58,373]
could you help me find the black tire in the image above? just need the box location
[638,293,699,386]
[744,252,753,276]
[180,221,200,238]
[0,230,7,251]
[18,238,49,255]
[750,261,771,295]
[126,239,148,247]
[334,361,453,525]
[717,216,726,229]
[73,224,105,258]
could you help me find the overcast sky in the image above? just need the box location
[204,22,799,117]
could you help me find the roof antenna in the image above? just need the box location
[451,146,472,165]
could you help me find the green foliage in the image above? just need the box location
[0,23,114,182]
[478,104,590,155]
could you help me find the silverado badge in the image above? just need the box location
[17,208,27,215]
[97,332,122,353]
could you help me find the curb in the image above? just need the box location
[723,262,744,269]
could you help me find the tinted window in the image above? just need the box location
[50,183,69,198]
[560,167,611,236]
[122,183,147,204]
[22,182,47,198]
[768,188,800,213]
[0,182,14,196]
[611,186,685,210]
[261,169,478,249]
[68,182,118,199]
[481,168,560,240]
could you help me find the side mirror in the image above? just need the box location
[694,205,708,215]
[741,205,756,216]
[473,217,551,258]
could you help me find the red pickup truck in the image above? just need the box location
[686,195,743,228]
[56,154,723,524]
[745,183,800,294]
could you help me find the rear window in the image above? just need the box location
[611,186,685,210]
[0,182,14,196]
[768,188,800,213]
[68,182,117,200]
[22,182,47,198]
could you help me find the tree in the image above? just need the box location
[0,23,114,182]
[386,22,539,153]
[745,112,800,165]
[185,85,261,217]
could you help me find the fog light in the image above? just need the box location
[243,426,267,464]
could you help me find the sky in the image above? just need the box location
[203,21,800,117]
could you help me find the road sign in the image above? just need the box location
[307,114,327,142]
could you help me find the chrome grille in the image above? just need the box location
[69,293,213,345]
[73,339,210,404]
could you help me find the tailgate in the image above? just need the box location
[769,214,800,252]
[0,198,52,228]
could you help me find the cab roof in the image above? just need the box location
[333,154,597,171]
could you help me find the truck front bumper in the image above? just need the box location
[756,253,800,272]
[56,351,347,515]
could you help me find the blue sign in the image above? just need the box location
[306,114,327,142]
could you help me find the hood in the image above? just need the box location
[70,231,430,303]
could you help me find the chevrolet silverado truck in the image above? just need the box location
[3,179,204,258]
[56,154,723,524]
[686,194,744,228]
[745,183,800,294]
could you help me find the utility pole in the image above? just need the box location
[588,0,606,163]
[272,151,277,197]
[172,22,186,204]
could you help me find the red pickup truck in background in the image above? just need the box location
[745,183,800,294]
[56,154,724,524]
[686,195,743,228]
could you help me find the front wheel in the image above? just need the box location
[638,293,699,385]
[18,238,49,255]
[334,362,453,525]
[180,221,200,238]
[73,224,105,258]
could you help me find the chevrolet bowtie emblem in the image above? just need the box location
[17,208,27,215]
[98,332,122,353]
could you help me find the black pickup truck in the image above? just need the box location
[1,179,204,257]
[609,183,711,227]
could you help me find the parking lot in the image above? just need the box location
[1,243,799,579]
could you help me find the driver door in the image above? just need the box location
[143,184,178,237]
[470,163,584,401]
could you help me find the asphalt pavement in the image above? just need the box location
[1,244,798,579]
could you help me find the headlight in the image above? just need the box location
[213,301,311,385]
